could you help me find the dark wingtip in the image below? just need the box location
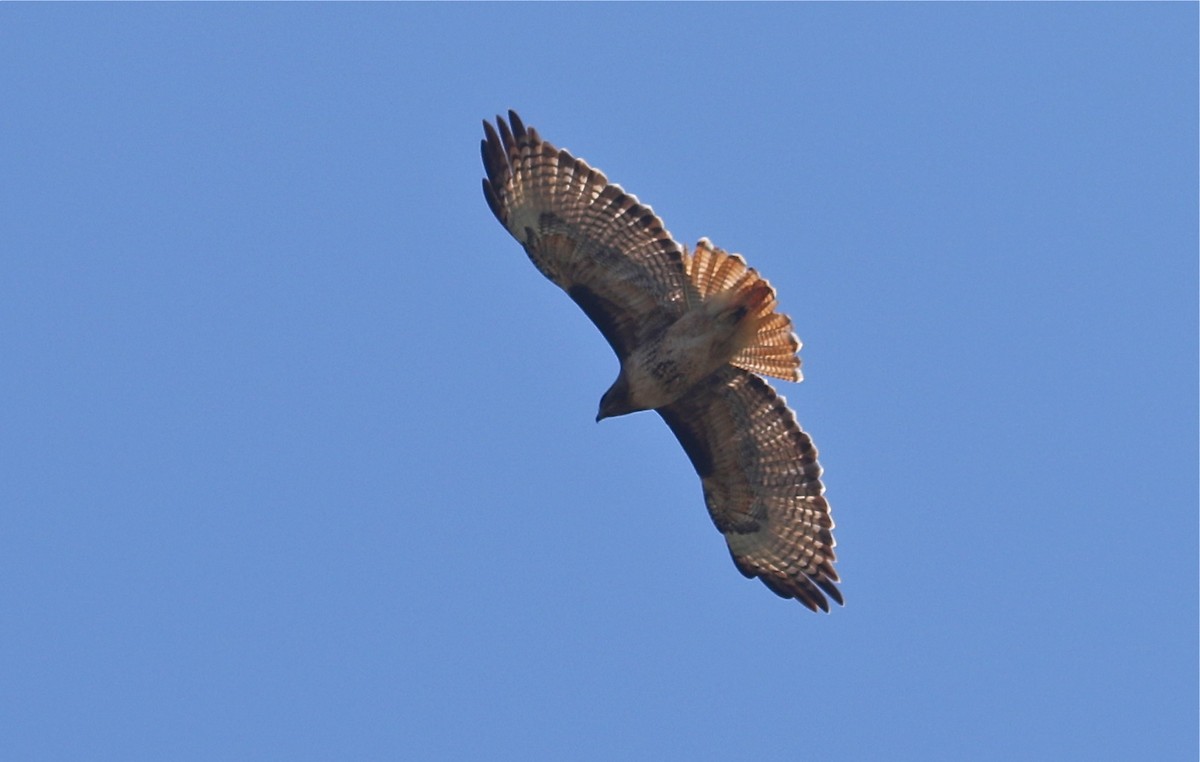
[479,135,491,172]
[508,109,525,139]
[497,113,515,153]
[815,575,844,607]
[794,590,822,613]
[481,120,501,163]
[756,563,839,612]
[482,177,503,223]
[481,117,512,224]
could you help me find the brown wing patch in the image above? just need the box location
[482,111,693,358]
[658,367,840,612]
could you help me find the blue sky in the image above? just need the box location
[2,4,1196,760]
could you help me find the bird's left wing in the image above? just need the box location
[482,111,693,358]
[658,366,842,612]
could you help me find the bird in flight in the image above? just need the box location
[481,111,841,612]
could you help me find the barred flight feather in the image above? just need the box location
[481,110,839,612]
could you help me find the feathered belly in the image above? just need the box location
[623,313,738,411]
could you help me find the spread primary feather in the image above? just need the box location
[481,111,841,612]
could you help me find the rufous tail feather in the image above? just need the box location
[684,238,803,382]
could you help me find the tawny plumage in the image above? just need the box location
[684,238,803,383]
[481,111,841,612]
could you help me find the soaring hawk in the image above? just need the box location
[481,111,841,612]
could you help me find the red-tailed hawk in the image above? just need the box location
[481,111,841,612]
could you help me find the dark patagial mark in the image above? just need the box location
[567,283,630,359]
[657,404,714,478]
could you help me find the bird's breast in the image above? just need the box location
[623,310,739,410]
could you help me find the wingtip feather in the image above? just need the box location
[507,109,526,139]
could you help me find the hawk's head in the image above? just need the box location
[596,374,637,422]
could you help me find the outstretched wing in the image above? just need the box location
[658,367,841,612]
[482,111,693,358]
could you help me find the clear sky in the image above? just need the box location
[2,4,1196,760]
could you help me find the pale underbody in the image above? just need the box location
[597,301,747,420]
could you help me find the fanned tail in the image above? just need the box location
[684,238,802,383]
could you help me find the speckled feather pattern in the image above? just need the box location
[482,111,840,611]
[482,112,692,356]
[659,368,840,612]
